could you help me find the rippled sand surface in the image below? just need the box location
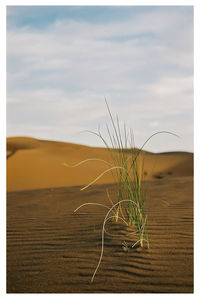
[7,177,193,293]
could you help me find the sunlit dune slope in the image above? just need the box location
[7,137,193,191]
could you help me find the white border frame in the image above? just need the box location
[1,1,199,298]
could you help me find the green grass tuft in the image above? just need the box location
[63,99,179,282]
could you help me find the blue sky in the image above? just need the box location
[7,6,193,152]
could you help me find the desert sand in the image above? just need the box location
[7,137,193,293]
[7,136,193,192]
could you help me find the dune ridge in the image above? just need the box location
[7,136,193,192]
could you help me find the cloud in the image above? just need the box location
[7,6,193,152]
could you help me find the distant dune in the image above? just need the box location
[7,136,193,192]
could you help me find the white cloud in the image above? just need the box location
[150,76,193,97]
[6,7,193,152]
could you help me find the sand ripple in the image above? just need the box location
[7,177,193,293]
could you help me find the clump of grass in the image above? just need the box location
[63,99,178,282]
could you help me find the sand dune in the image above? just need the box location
[7,137,193,191]
[7,136,193,293]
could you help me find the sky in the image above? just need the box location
[6,5,194,153]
